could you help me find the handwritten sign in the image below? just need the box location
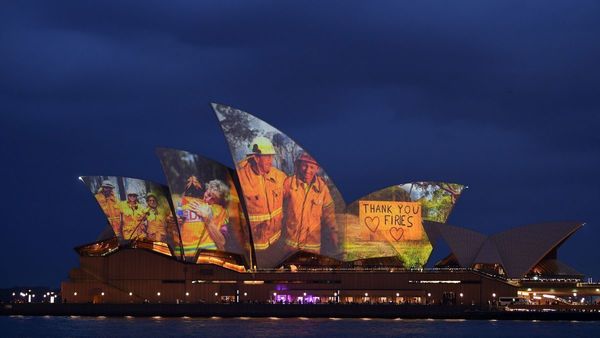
[358,200,423,241]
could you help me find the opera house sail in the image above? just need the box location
[63,103,587,306]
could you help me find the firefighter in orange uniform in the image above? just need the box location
[120,188,146,240]
[237,136,286,252]
[94,180,122,237]
[181,179,229,255]
[145,193,167,242]
[282,152,338,255]
[177,176,207,259]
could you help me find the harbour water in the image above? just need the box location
[1,316,600,337]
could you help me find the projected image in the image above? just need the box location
[344,182,464,266]
[213,104,344,267]
[81,176,178,255]
[398,182,464,223]
[156,148,251,264]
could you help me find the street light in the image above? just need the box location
[157,292,161,296]
[129,292,133,296]
[185,292,189,297]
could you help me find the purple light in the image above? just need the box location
[274,284,288,291]
[275,294,292,303]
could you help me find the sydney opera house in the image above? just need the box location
[61,104,595,307]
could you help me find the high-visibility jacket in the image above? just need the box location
[223,176,249,255]
[282,175,337,254]
[179,196,228,259]
[237,158,286,250]
[94,192,122,237]
[145,207,167,242]
[120,201,146,240]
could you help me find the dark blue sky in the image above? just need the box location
[1,1,599,287]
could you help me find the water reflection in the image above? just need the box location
[1,316,599,338]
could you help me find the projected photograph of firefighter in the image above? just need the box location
[213,103,345,268]
[80,176,179,256]
[156,148,251,264]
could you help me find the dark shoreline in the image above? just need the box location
[2,304,600,321]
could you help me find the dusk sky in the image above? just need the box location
[1,1,599,287]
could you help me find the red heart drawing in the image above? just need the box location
[389,227,404,242]
[364,216,380,232]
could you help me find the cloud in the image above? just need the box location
[1,0,600,286]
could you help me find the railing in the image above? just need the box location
[249,267,475,273]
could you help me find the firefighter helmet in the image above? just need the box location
[248,136,276,155]
[295,152,318,165]
[126,188,140,196]
[100,180,115,189]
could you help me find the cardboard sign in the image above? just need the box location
[358,201,423,241]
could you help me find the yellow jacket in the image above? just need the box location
[94,192,122,237]
[237,158,286,250]
[179,196,228,258]
[282,175,337,253]
[120,201,146,240]
[145,207,168,242]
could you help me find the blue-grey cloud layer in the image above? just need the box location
[1,1,599,286]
